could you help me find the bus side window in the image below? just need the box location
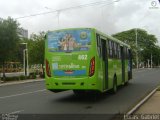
[96,34,102,58]
[111,41,114,58]
[108,40,113,58]
[118,44,121,59]
[112,41,114,58]
[117,43,119,59]
[127,48,129,59]
[108,40,110,58]
[114,42,117,59]
[106,40,108,56]
[117,44,119,59]
[125,47,128,59]
[124,47,126,60]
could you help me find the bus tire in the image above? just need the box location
[112,76,117,94]
[125,80,129,86]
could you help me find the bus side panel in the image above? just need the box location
[95,55,104,92]
[107,59,114,90]
[125,60,129,82]
[116,59,122,86]
[95,33,105,92]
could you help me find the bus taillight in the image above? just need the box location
[45,59,51,77]
[89,57,95,77]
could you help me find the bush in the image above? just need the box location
[4,76,20,81]
[19,75,26,80]
[157,87,160,91]
[29,72,36,79]
[27,76,30,79]
[13,76,20,80]
[40,72,45,78]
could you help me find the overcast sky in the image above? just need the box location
[0,0,160,43]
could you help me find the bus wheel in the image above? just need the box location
[112,77,117,94]
[125,80,129,86]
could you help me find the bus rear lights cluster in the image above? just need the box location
[45,59,51,77]
[89,57,95,77]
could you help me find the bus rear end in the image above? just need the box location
[45,28,99,93]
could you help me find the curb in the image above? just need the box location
[0,79,44,87]
[126,87,158,115]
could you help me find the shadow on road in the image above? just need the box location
[51,83,132,104]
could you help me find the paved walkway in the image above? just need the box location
[0,78,44,86]
[135,91,160,114]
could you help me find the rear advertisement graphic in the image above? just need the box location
[48,29,91,52]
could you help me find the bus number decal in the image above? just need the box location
[78,55,87,60]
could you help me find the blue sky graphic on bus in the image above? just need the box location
[48,29,91,52]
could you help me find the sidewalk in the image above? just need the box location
[135,91,160,114]
[0,78,44,87]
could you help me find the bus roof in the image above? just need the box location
[94,28,130,48]
[47,28,130,48]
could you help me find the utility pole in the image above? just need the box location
[23,49,26,76]
[21,43,29,76]
[26,49,29,76]
[148,59,150,68]
[135,28,138,69]
[45,7,60,28]
[151,53,152,68]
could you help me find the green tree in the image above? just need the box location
[0,17,20,79]
[28,32,45,76]
[112,28,159,67]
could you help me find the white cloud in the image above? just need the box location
[0,0,160,42]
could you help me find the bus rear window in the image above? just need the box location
[47,29,91,52]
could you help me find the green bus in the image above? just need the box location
[45,28,132,94]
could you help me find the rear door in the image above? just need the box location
[120,46,125,83]
[97,34,108,90]
[128,49,132,79]
[101,39,108,90]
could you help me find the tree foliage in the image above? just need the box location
[29,32,45,65]
[112,28,159,67]
[0,17,20,78]
[22,32,45,76]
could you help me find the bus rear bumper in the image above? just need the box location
[45,77,101,92]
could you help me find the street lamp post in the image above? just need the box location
[20,43,29,76]
[151,53,153,68]
[147,59,150,68]
[135,28,139,69]
[23,49,26,76]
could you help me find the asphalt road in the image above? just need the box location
[0,68,160,120]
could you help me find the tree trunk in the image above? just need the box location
[2,61,6,80]
[42,63,45,78]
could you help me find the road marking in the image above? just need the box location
[0,89,46,99]
[8,110,24,114]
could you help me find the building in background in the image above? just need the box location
[18,28,28,39]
